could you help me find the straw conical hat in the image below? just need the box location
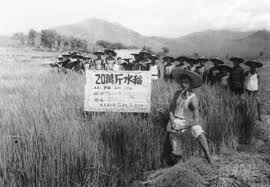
[172,68,203,88]
[245,61,263,68]
[210,58,224,64]
[93,50,105,55]
[229,57,244,63]
[104,49,117,57]
[163,56,175,62]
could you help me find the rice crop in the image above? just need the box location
[0,47,260,186]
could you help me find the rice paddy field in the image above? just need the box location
[0,46,270,186]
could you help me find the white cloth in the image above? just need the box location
[95,59,103,70]
[150,65,159,80]
[167,118,187,131]
[84,64,90,70]
[113,64,120,71]
[245,73,259,91]
[167,121,203,138]
[190,66,196,72]
[197,66,205,75]
[165,64,175,76]
[106,60,115,70]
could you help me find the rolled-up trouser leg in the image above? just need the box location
[190,125,204,138]
[197,133,212,164]
[169,132,183,156]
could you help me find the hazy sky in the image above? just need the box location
[1,0,270,37]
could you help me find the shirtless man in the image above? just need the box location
[167,68,213,164]
[163,56,175,82]
[228,57,245,95]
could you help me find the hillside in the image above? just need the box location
[53,18,164,50]
[53,18,270,57]
[166,30,253,56]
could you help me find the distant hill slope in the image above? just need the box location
[53,18,270,57]
[53,18,163,49]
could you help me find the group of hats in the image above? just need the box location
[131,51,158,61]
[58,51,91,60]
[163,56,209,64]
[94,49,117,57]
[209,58,230,72]
[210,57,263,70]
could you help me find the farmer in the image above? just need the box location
[167,68,213,165]
[93,50,105,70]
[244,61,263,121]
[186,58,197,72]
[138,51,151,71]
[207,58,224,85]
[122,58,134,71]
[158,56,166,80]
[228,57,245,95]
[175,56,187,69]
[113,57,125,71]
[57,55,64,64]
[131,53,141,70]
[60,54,72,68]
[163,56,175,82]
[104,49,117,70]
[83,57,93,70]
[73,54,85,73]
[217,65,232,89]
[50,55,64,68]
[88,58,96,70]
[150,54,159,80]
[62,54,76,70]
[195,57,208,77]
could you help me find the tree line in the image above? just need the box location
[12,29,140,52]
[95,40,139,50]
[12,29,89,52]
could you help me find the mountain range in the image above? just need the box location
[48,18,270,57]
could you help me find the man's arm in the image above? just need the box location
[158,65,161,78]
[258,73,261,91]
[102,60,105,70]
[244,71,249,77]
[169,91,180,124]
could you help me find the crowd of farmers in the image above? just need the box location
[51,49,263,166]
[52,49,263,97]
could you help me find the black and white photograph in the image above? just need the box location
[1,0,270,186]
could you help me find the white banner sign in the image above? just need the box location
[84,70,152,113]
